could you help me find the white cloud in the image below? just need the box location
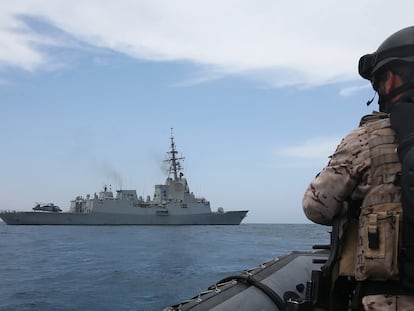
[339,84,371,97]
[0,8,44,71]
[1,0,414,86]
[273,137,341,168]
[276,137,340,159]
[169,68,224,87]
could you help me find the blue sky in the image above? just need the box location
[1,1,413,223]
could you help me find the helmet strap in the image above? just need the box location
[378,81,414,112]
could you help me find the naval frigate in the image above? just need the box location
[0,132,248,225]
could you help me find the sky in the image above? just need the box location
[1,1,413,223]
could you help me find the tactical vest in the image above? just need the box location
[390,97,414,290]
[339,113,402,281]
[399,146,414,289]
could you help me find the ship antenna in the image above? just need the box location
[166,128,184,181]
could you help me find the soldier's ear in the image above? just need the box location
[384,71,404,95]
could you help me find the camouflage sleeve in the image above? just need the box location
[302,126,370,225]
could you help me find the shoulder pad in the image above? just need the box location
[359,111,389,126]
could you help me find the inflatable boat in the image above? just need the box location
[164,223,345,311]
[164,249,330,311]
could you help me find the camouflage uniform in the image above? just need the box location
[303,112,414,310]
[303,113,377,226]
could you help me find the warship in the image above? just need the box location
[0,132,248,225]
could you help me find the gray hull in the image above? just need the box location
[0,210,248,225]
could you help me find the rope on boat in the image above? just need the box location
[211,274,285,309]
[164,257,286,311]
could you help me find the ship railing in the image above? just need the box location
[0,210,18,213]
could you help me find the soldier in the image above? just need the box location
[303,26,414,310]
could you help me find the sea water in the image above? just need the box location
[0,223,330,311]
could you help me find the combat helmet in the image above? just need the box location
[359,26,414,81]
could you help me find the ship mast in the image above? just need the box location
[166,128,185,181]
